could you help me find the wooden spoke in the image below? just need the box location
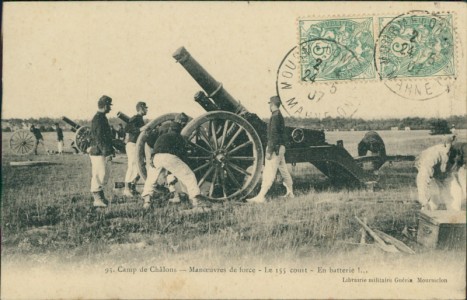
[219,119,230,148]
[227,162,251,176]
[209,166,219,197]
[225,165,242,189]
[229,140,252,155]
[198,165,215,187]
[218,166,227,198]
[228,156,255,161]
[197,125,214,151]
[224,126,244,150]
[186,156,212,160]
[209,120,218,150]
[187,140,212,155]
[193,161,210,173]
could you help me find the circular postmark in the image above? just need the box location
[374,10,456,100]
[276,39,363,119]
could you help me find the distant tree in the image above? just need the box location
[430,119,451,135]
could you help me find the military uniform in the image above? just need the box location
[30,126,48,155]
[89,96,114,206]
[124,105,146,194]
[415,143,450,210]
[446,142,467,210]
[141,114,202,209]
[55,125,64,154]
[248,96,294,203]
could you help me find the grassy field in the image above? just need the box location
[1,130,465,274]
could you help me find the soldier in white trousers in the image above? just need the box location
[415,140,452,210]
[123,102,148,197]
[248,96,294,203]
[141,113,209,209]
[88,95,114,207]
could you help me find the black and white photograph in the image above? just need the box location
[1,1,466,299]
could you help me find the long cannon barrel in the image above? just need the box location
[173,47,247,114]
[62,116,81,132]
[117,111,130,123]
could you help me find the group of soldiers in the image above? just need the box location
[86,94,465,211]
[87,95,295,209]
[29,123,64,155]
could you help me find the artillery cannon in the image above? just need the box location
[136,47,414,201]
[62,116,92,153]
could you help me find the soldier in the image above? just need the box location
[30,125,49,155]
[141,113,208,209]
[415,139,452,211]
[123,101,148,197]
[446,142,467,210]
[248,96,294,203]
[358,131,387,170]
[117,124,125,140]
[53,123,64,155]
[88,95,114,207]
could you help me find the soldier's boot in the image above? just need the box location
[143,195,152,210]
[92,192,107,208]
[168,192,181,204]
[192,194,212,208]
[123,183,133,197]
[130,182,140,196]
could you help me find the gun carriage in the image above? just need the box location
[136,47,414,201]
[61,117,92,153]
[9,130,36,155]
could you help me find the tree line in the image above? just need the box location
[2,115,466,132]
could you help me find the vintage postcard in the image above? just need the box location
[1,1,466,299]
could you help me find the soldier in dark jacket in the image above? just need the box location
[358,131,386,169]
[141,113,208,209]
[89,95,114,207]
[248,96,294,203]
[123,101,148,197]
[30,125,49,155]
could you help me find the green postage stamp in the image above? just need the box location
[298,12,456,82]
[299,17,376,82]
[377,13,456,79]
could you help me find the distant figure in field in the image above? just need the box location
[88,95,114,208]
[110,125,118,140]
[53,123,64,155]
[415,138,453,211]
[117,124,125,140]
[30,125,49,155]
[446,142,467,210]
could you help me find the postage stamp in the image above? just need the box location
[299,17,376,82]
[376,12,456,80]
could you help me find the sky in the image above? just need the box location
[2,2,466,121]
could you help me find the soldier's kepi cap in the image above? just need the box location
[268,95,282,107]
[136,101,148,110]
[98,95,113,108]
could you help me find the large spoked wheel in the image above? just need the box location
[181,111,264,201]
[74,126,92,153]
[9,130,35,155]
[136,113,180,180]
